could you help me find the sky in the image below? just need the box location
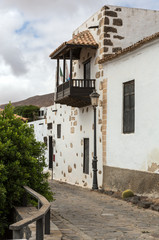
[0,0,159,104]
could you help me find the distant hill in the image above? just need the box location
[0,93,54,109]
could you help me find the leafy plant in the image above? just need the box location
[122,189,134,199]
[0,103,53,238]
[14,105,40,121]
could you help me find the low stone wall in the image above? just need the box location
[103,165,159,196]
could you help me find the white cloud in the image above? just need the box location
[0,0,159,104]
[0,9,28,76]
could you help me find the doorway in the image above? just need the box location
[49,136,53,169]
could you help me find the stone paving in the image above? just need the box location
[50,180,159,240]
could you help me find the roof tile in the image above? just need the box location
[49,30,98,58]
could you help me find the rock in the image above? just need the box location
[104,190,114,196]
[138,201,151,209]
[151,204,159,211]
[68,165,72,173]
[130,196,141,204]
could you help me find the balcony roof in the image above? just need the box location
[49,30,98,59]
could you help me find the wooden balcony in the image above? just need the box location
[55,79,95,108]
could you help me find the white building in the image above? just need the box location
[49,5,159,192]
[100,32,159,195]
[28,5,159,194]
[28,118,48,170]
[38,107,47,120]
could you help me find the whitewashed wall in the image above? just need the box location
[51,103,103,188]
[104,39,159,173]
[28,119,47,143]
[28,119,48,169]
[50,9,103,188]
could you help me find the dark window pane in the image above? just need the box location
[84,60,91,80]
[124,95,130,110]
[123,80,135,133]
[57,124,61,138]
[130,94,134,109]
[47,123,52,130]
[49,136,53,168]
[83,138,89,174]
[44,137,47,146]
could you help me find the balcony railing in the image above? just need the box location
[55,78,95,107]
[56,79,95,107]
[72,79,95,88]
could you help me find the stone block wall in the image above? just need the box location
[99,6,124,58]
[103,165,159,196]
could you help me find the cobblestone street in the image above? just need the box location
[50,180,159,240]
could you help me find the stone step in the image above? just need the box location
[15,206,62,240]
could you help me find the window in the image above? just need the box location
[43,137,47,146]
[47,123,52,130]
[49,136,53,168]
[57,124,61,138]
[123,80,135,133]
[84,59,90,80]
[39,110,44,116]
[83,138,89,174]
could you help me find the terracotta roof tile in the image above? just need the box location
[67,30,98,46]
[49,30,98,58]
[0,108,28,122]
[99,32,159,64]
[14,114,28,122]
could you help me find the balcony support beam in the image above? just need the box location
[70,49,72,82]
[57,58,59,87]
[63,55,66,83]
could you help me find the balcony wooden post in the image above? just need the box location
[57,58,59,87]
[70,49,72,87]
[63,55,65,83]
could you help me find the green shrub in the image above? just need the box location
[0,164,7,236]
[0,103,53,237]
[14,105,40,121]
[122,189,134,199]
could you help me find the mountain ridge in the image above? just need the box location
[0,93,54,109]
